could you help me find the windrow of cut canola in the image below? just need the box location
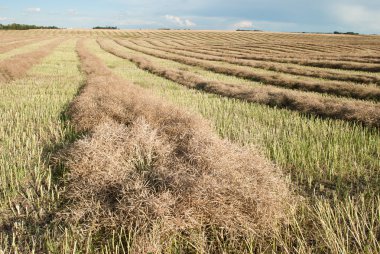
[98,39,380,127]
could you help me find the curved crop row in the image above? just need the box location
[149,41,380,72]
[99,39,380,128]
[208,41,380,57]
[0,38,44,54]
[137,40,380,85]
[148,33,379,57]
[204,44,380,64]
[154,41,380,72]
[116,40,380,101]
[0,38,64,82]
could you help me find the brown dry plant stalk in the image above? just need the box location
[166,32,380,58]
[142,41,380,85]
[55,39,296,250]
[0,38,64,82]
[116,40,380,101]
[152,42,380,72]
[143,38,380,63]
[0,37,44,54]
[99,39,380,128]
[204,45,380,64]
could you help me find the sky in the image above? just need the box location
[0,0,379,34]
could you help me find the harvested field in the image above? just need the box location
[0,38,56,61]
[56,40,294,252]
[0,30,379,254]
[115,39,380,101]
[0,37,45,53]
[0,39,64,82]
[99,39,380,127]
[139,40,380,84]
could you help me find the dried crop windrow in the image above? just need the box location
[99,39,380,128]
[59,39,295,249]
[217,42,354,55]
[232,50,380,70]
[236,44,313,54]
[196,44,380,64]
[116,39,380,101]
[242,34,380,55]
[209,43,327,55]
[136,40,380,85]
[137,39,380,72]
[0,37,45,53]
[0,37,32,45]
[152,32,374,56]
[130,40,380,86]
[133,31,380,57]
[0,38,64,83]
[143,36,380,63]
[192,44,291,57]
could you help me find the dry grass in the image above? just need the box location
[54,39,296,251]
[0,37,43,53]
[151,32,380,58]
[142,41,380,85]
[212,45,380,63]
[99,39,380,127]
[0,39,64,82]
[89,36,380,253]
[204,44,380,61]
[117,39,380,101]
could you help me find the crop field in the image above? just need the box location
[0,29,379,253]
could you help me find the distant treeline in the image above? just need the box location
[93,26,118,30]
[0,23,59,30]
[236,29,263,32]
[298,31,360,35]
[333,31,359,35]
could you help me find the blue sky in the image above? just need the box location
[0,0,379,33]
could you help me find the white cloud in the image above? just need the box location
[26,7,41,13]
[332,4,380,32]
[165,15,196,27]
[0,17,9,21]
[233,20,254,29]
